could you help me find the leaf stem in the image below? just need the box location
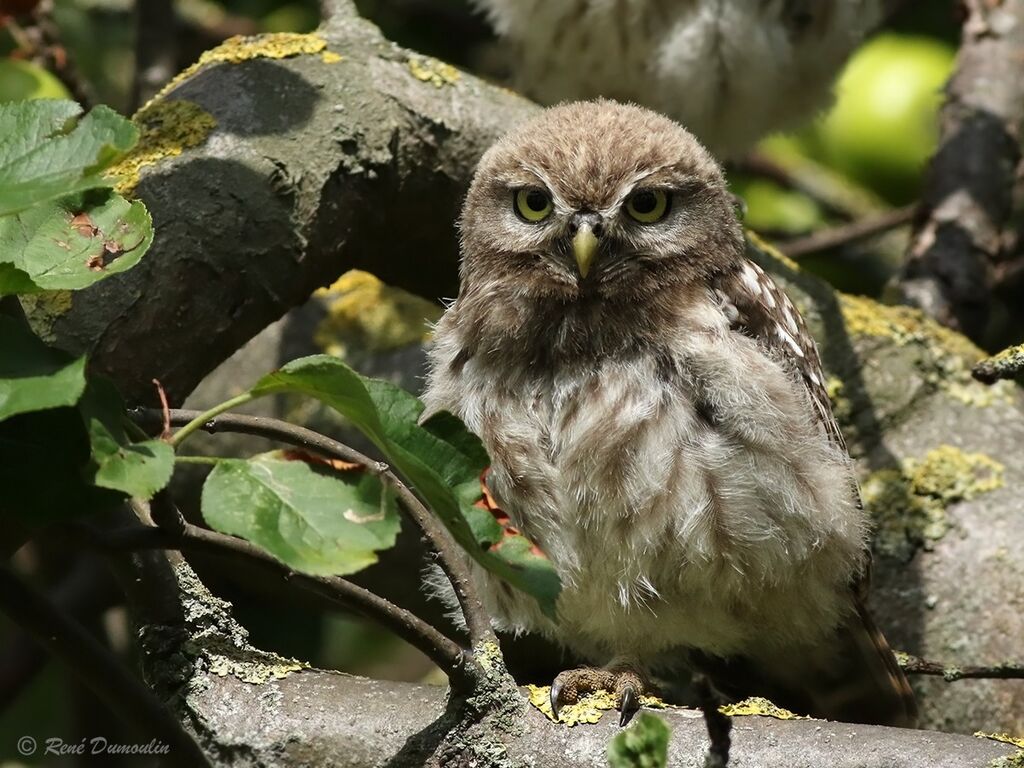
[174,455,224,465]
[167,393,254,449]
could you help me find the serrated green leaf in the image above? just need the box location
[78,377,173,499]
[0,315,86,420]
[0,101,138,216]
[201,453,401,577]
[0,189,153,295]
[249,354,561,617]
[607,713,671,768]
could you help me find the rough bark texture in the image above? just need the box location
[39,0,533,404]
[896,0,1024,341]
[21,0,1024,761]
[148,557,1017,768]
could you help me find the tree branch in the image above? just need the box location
[132,406,497,649]
[899,652,1024,682]
[92,520,476,690]
[780,205,917,259]
[895,0,1024,340]
[0,564,209,767]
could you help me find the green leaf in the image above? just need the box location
[607,713,671,768]
[0,101,138,216]
[0,315,86,420]
[250,355,561,616]
[78,377,173,499]
[202,453,401,577]
[0,189,153,295]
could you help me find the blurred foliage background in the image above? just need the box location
[0,1,967,764]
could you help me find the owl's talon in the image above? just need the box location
[549,666,649,726]
[550,678,565,721]
[618,683,640,727]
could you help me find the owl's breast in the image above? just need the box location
[423,324,867,659]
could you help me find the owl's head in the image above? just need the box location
[458,100,744,303]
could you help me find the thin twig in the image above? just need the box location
[781,205,917,259]
[972,342,1024,384]
[694,674,732,768]
[0,564,210,767]
[91,521,476,690]
[898,652,1024,682]
[130,406,497,649]
[23,0,94,107]
[152,379,172,440]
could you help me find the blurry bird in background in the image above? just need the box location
[470,0,890,156]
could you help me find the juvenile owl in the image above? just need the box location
[423,100,916,726]
[471,0,887,156]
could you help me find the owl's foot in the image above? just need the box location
[549,666,648,727]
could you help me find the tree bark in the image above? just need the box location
[895,0,1024,341]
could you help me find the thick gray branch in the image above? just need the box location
[181,664,1017,767]
[47,8,536,403]
[895,0,1024,339]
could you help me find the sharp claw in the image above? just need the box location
[619,684,640,727]
[550,679,564,722]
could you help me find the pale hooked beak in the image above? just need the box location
[571,214,601,278]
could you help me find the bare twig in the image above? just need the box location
[694,674,732,768]
[0,564,210,767]
[781,205,917,259]
[896,0,1024,340]
[898,652,1024,682]
[92,520,477,690]
[130,406,497,649]
[152,379,172,440]
[972,342,1024,384]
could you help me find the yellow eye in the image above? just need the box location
[515,188,553,222]
[625,189,670,223]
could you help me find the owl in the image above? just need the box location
[470,0,887,156]
[422,100,916,726]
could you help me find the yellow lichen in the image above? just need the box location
[108,100,217,196]
[20,290,73,343]
[864,445,1005,560]
[314,270,441,357]
[407,56,461,88]
[975,342,1024,383]
[976,732,1024,768]
[527,684,667,726]
[718,696,808,720]
[977,733,1024,750]
[148,33,341,107]
[839,294,1015,407]
[206,650,308,684]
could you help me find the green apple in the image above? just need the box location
[815,34,955,203]
[0,58,72,102]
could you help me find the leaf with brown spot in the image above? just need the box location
[0,188,152,295]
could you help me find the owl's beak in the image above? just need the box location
[572,223,600,278]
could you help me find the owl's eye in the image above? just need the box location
[515,188,553,222]
[625,189,670,223]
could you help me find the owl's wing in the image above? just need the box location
[713,259,845,450]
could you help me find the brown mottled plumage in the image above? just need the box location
[423,100,916,727]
